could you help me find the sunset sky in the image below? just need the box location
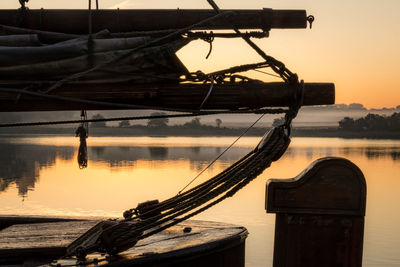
[2,0,400,108]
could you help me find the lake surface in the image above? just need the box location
[0,135,399,266]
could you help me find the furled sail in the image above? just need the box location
[0,26,189,85]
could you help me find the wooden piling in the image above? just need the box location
[266,157,366,267]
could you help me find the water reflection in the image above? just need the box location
[148,147,168,159]
[88,146,252,167]
[0,139,399,199]
[0,143,74,196]
[0,137,399,266]
[286,146,400,161]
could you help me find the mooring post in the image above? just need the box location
[266,157,366,267]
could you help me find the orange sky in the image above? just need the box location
[2,0,400,108]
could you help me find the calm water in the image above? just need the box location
[0,136,399,266]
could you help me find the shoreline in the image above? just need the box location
[1,125,399,140]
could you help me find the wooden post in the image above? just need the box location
[266,157,366,267]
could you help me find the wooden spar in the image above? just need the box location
[0,82,334,112]
[0,9,307,34]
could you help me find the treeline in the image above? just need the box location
[89,112,224,129]
[339,113,400,131]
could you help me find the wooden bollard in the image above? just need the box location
[266,157,366,267]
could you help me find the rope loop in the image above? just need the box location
[18,0,29,27]
[201,31,215,59]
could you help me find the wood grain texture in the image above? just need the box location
[266,157,366,267]
[0,220,100,264]
[0,9,307,33]
[0,219,247,267]
[266,157,366,216]
[0,215,81,231]
[0,82,334,112]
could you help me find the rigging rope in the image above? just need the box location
[198,78,214,110]
[0,87,225,113]
[0,107,287,128]
[67,124,291,258]
[177,113,265,194]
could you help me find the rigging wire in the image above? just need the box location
[177,113,265,194]
[0,108,287,128]
[252,68,281,78]
[0,87,218,113]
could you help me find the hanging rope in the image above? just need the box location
[87,0,94,68]
[198,78,214,109]
[75,110,88,169]
[18,0,29,27]
[202,31,214,59]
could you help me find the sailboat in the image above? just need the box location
[0,1,336,266]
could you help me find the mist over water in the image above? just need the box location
[1,105,399,128]
[0,136,399,266]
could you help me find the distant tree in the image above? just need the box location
[338,117,355,130]
[339,112,400,131]
[190,118,201,126]
[184,117,201,127]
[364,113,386,130]
[147,112,169,127]
[388,112,400,131]
[119,120,130,127]
[215,118,222,128]
[272,117,285,127]
[396,105,400,110]
[90,114,106,127]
